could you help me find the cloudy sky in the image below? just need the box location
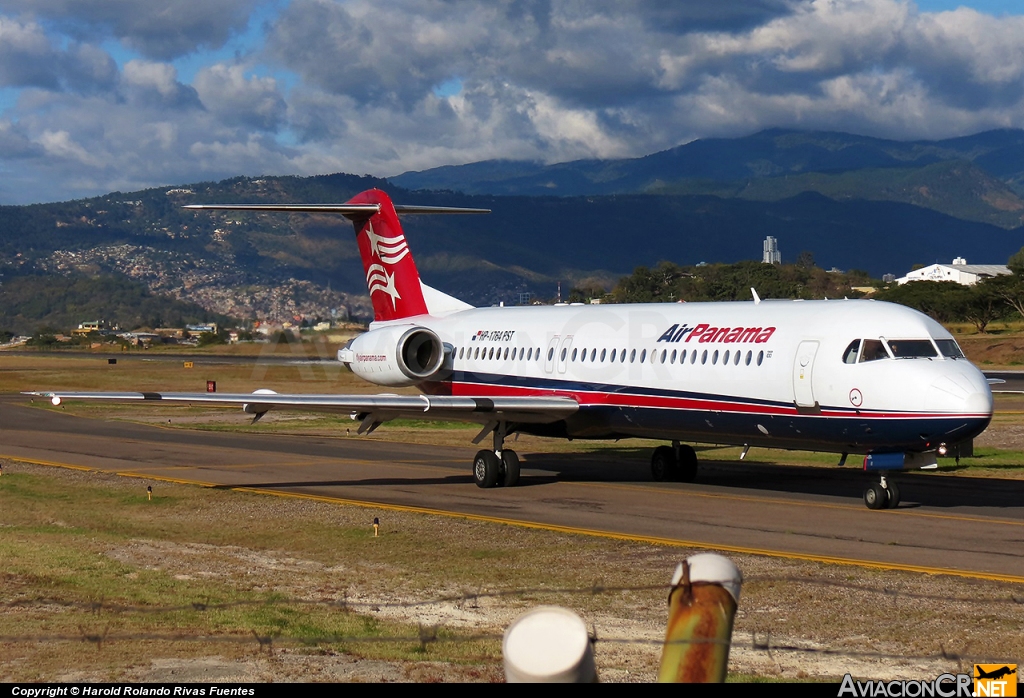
[0,0,1022,204]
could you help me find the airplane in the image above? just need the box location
[975,666,1016,681]
[27,188,994,510]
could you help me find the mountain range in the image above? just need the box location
[393,128,1024,229]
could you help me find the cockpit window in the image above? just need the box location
[843,340,860,364]
[886,339,938,359]
[935,339,965,359]
[859,339,889,362]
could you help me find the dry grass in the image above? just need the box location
[2,461,1023,683]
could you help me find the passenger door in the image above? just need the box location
[793,340,819,408]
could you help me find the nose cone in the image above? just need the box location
[965,381,994,416]
[929,368,993,416]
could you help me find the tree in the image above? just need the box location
[986,246,1024,320]
[985,273,1024,319]
[958,282,1005,333]
[1008,245,1024,275]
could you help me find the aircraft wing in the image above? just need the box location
[24,391,579,427]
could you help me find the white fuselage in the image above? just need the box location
[348,298,992,455]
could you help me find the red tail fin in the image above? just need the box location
[348,189,429,322]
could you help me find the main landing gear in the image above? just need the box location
[473,420,520,488]
[863,474,901,510]
[651,441,699,483]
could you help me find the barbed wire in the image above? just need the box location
[1,573,1020,666]
[3,574,1022,616]
[0,626,1002,667]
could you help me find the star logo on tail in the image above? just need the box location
[365,222,409,265]
[366,263,401,309]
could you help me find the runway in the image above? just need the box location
[2,396,1023,583]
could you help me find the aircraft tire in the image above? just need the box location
[886,481,901,509]
[864,483,887,510]
[501,450,521,487]
[651,446,676,482]
[677,445,699,483]
[474,449,500,489]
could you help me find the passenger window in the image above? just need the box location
[757,350,763,366]
[475,347,480,359]
[712,350,719,364]
[859,340,889,362]
[640,349,647,363]
[691,350,697,364]
[572,348,578,361]
[601,348,607,362]
[671,349,677,363]
[701,350,708,365]
[660,349,667,364]
[503,347,509,360]
[548,347,554,361]
[591,348,597,362]
[723,350,730,364]
[843,340,860,364]
[681,349,687,363]
[459,347,464,360]
[621,349,626,363]
[560,348,566,361]
[733,351,740,366]
[610,349,616,362]
[489,347,495,360]
[630,349,636,363]
[745,350,751,365]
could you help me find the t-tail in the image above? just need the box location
[184,188,488,322]
[348,189,426,321]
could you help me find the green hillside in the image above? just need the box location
[0,273,233,336]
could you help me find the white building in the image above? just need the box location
[762,236,781,264]
[896,257,1011,286]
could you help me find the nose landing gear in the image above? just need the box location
[864,475,901,510]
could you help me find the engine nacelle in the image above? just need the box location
[339,325,448,387]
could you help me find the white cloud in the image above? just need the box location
[194,64,286,131]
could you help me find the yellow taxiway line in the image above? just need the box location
[4,453,1023,586]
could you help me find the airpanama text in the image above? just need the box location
[657,323,776,344]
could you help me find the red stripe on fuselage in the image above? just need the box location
[446,380,987,421]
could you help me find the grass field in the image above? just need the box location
[3,460,1024,683]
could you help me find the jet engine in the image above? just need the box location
[338,325,448,387]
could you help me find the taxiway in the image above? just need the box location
[2,396,1022,583]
